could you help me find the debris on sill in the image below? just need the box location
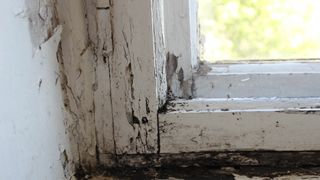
[81,166,320,180]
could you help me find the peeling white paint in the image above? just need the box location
[160,99,320,153]
[4,0,320,175]
[107,0,165,155]
[163,0,198,98]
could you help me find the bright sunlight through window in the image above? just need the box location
[198,0,320,62]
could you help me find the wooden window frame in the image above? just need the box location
[100,0,320,163]
[159,0,320,154]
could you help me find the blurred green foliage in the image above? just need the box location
[199,0,320,62]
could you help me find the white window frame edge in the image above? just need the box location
[160,0,320,154]
[95,0,320,165]
[163,0,199,99]
[98,0,167,159]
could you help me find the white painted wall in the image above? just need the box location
[0,0,72,179]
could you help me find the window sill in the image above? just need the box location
[159,97,320,153]
[165,97,320,113]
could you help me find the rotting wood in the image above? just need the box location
[108,0,166,155]
[52,0,167,169]
[83,0,115,160]
[96,151,320,168]
[163,0,198,99]
[48,0,320,171]
[55,0,98,168]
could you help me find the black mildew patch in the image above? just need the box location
[141,117,148,124]
[166,52,178,83]
[145,98,150,114]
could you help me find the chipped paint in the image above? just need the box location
[163,0,198,99]
[10,0,320,175]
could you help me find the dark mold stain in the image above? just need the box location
[166,52,179,98]
[74,165,86,180]
[142,117,148,124]
[102,56,107,64]
[126,63,135,100]
[127,111,140,129]
[132,115,140,125]
[95,144,100,165]
[166,52,178,85]
[158,100,170,114]
[145,97,150,114]
[178,67,184,84]
[96,7,110,10]
[191,76,196,98]
[78,152,320,179]
[276,110,320,115]
[136,131,141,139]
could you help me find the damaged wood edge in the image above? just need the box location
[76,151,320,175]
[163,0,199,99]
[82,0,118,168]
[157,97,320,114]
[55,0,106,172]
[50,1,80,177]
[106,0,117,158]
[82,0,102,168]
[164,51,202,101]
[57,41,87,176]
[165,52,195,100]
[109,0,164,155]
[160,52,190,114]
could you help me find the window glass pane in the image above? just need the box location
[198,0,320,62]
